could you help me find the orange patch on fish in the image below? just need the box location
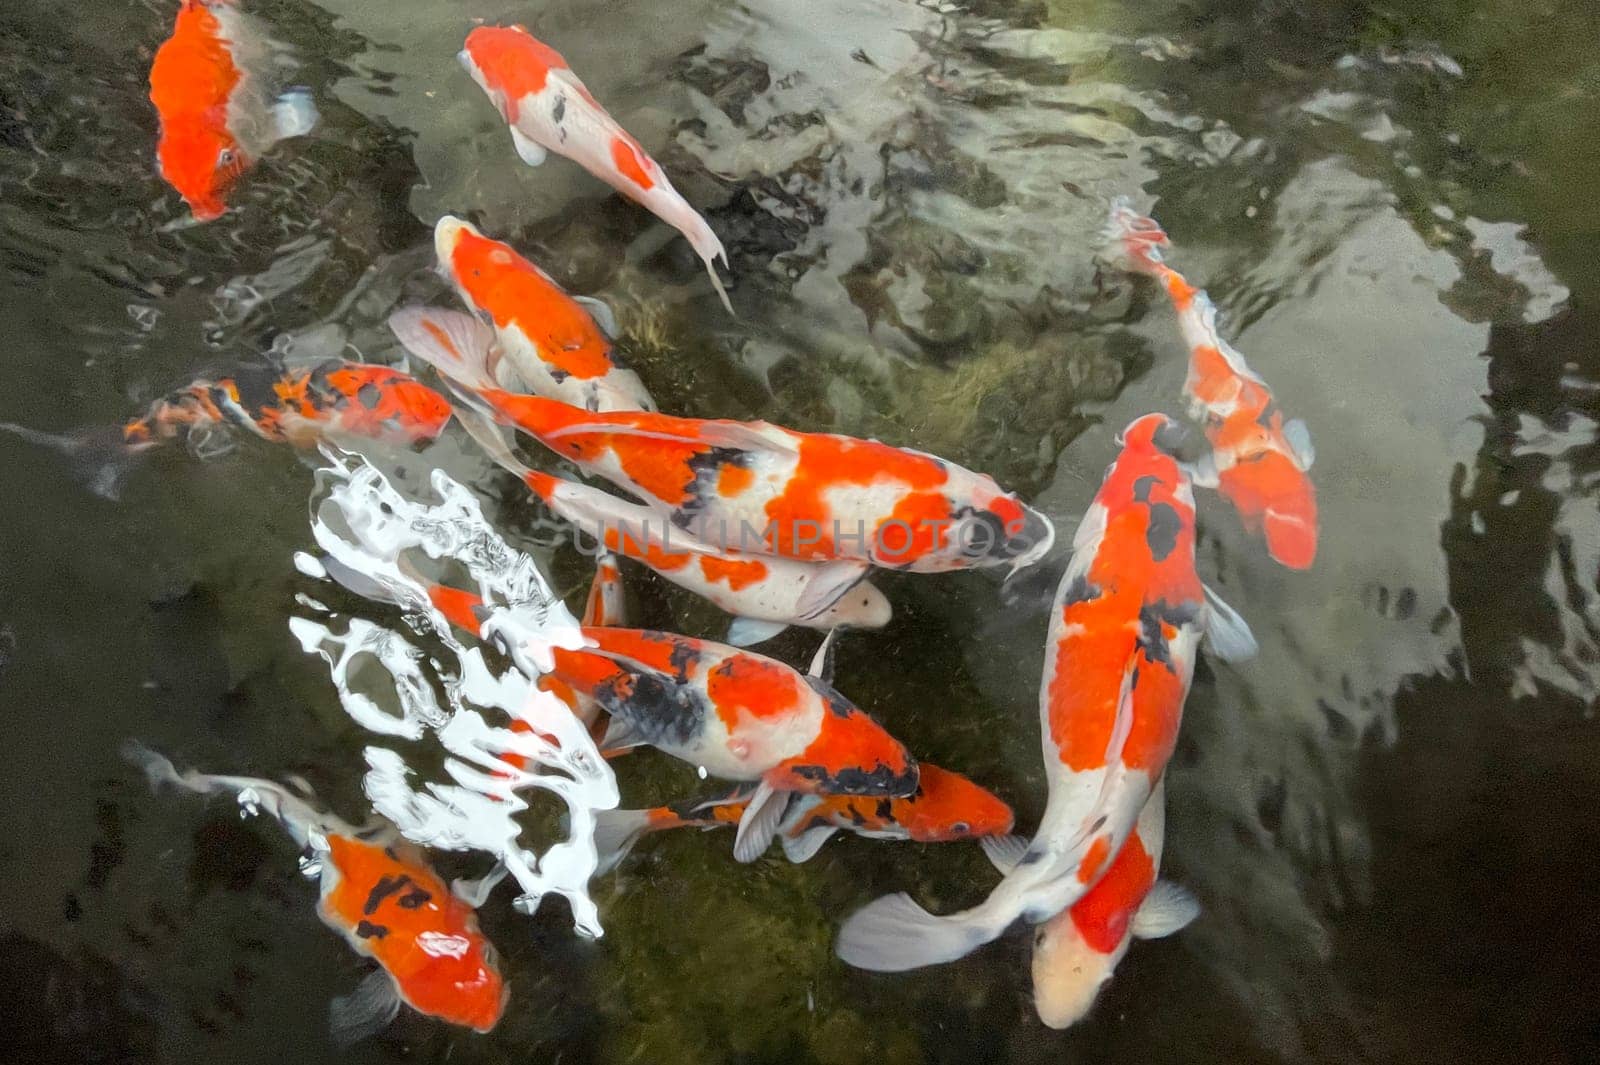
[1216,451,1318,569]
[1077,835,1113,885]
[1069,829,1156,953]
[447,228,618,382]
[428,585,485,633]
[718,463,755,498]
[609,136,655,190]
[1048,598,1137,769]
[764,436,948,559]
[697,555,767,591]
[462,26,568,122]
[705,654,802,727]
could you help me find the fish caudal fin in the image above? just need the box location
[591,809,655,875]
[271,88,319,140]
[329,970,403,1047]
[835,892,1017,972]
[387,306,501,394]
[1,422,154,500]
[122,740,187,793]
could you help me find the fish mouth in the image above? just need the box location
[187,199,226,223]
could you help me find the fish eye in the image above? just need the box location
[216,147,236,168]
[952,822,970,834]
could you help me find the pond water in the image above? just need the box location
[2,0,1598,1063]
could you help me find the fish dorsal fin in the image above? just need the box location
[782,824,837,864]
[732,780,788,863]
[726,617,788,647]
[572,295,621,339]
[980,833,1030,875]
[509,125,548,166]
[1202,582,1258,661]
[544,417,792,457]
[329,969,403,1047]
[794,562,871,621]
[1130,880,1201,939]
[1282,417,1315,469]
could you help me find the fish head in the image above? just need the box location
[1103,200,1171,275]
[770,684,918,797]
[432,214,483,281]
[397,927,509,1033]
[811,580,892,631]
[460,24,569,119]
[897,764,1015,842]
[1030,909,1122,1030]
[952,490,1055,574]
[157,116,246,222]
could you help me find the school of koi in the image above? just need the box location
[14,0,1320,1042]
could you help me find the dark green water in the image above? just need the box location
[3,0,1598,1062]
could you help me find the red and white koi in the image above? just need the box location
[459,25,732,313]
[125,743,506,1041]
[149,0,318,222]
[1104,200,1318,569]
[835,413,1252,972]
[2,359,454,498]
[388,307,1054,575]
[992,783,1198,1028]
[429,217,656,413]
[539,628,919,861]
[594,763,1015,871]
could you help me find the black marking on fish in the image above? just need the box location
[950,506,1008,561]
[667,639,699,683]
[802,675,857,719]
[1144,502,1182,561]
[874,798,894,820]
[1137,599,1201,673]
[383,846,399,861]
[396,887,433,910]
[354,920,389,940]
[551,95,566,124]
[789,762,917,797]
[1151,418,1188,455]
[357,383,383,410]
[363,874,411,916]
[1132,475,1159,503]
[548,367,571,383]
[680,447,751,515]
[229,365,286,414]
[596,672,706,748]
[1059,575,1102,608]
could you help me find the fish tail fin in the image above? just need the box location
[591,808,655,874]
[121,741,326,849]
[1,422,154,500]
[679,215,734,315]
[835,892,1018,972]
[122,740,191,794]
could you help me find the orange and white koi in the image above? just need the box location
[125,743,506,1041]
[1104,200,1318,569]
[459,25,732,313]
[389,308,1054,575]
[991,783,1198,1028]
[594,763,1015,871]
[2,359,453,498]
[835,413,1252,972]
[149,0,318,222]
[429,217,656,413]
[541,628,919,861]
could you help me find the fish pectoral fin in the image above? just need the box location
[732,781,789,863]
[1183,452,1221,489]
[329,970,403,1047]
[781,825,837,864]
[388,305,501,392]
[451,861,508,906]
[794,562,872,621]
[806,627,841,683]
[1282,417,1315,469]
[454,405,536,481]
[1130,880,1201,939]
[1201,583,1259,662]
[726,617,788,647]
[509,126,548,166]
[271,88,319,140]
[572,295,621,339]
[979,833,1030,875]
[600,715,650,752]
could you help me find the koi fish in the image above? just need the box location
[835,413,1253,971]
[593,763,1014,871]
[124,743,506,1041]
[388,308,1054,575]
[431,391,892,647]
[149,0,318,222]
[459,25,732,313]
[1104,200,1318,569]
[429,217,656,413]
[543,628,919,862]
[1,359,454,499]
[989,783,1199,1028]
